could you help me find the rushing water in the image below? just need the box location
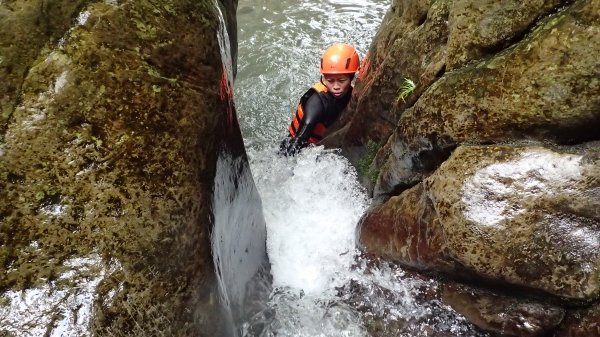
[235,0,387,152]
[234,0,486,336]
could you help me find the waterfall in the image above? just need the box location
[211,1,271,335]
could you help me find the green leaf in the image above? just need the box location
[396,78,416,103]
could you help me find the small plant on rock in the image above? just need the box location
[396,78,416,103]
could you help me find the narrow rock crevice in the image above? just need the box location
[416,12,427,26]
[434,63,446,78]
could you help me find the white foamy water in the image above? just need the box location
[253,147,368,295]
[241,145,483,336]
[241,146,370,336]
[244,146,419,336]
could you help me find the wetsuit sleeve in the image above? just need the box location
[295,94,325,144]
[283,94,325,155]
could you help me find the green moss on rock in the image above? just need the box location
[0,0,243,335]
[356,140,382,185]
[0,0,96,139]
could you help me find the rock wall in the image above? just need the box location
[332,0,600,335]
[0,0,266,336]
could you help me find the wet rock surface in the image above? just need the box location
[335,263,488,337]
[0,0,260,336]
[441,283,565,336]
[216,0,238,77]
[359,182,452,272]
[446,0,570,69]
[0,0,95,137]
[361,145,600,302]
[557,304,600,336]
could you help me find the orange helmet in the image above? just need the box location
[320,44,360,75]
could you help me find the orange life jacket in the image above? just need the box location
[288,82,328,144]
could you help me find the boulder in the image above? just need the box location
[374,0,600,199]
[446,0,569,69]
[359,182,452,271]
[0,0,266,336]
[360,144,600,302]
[353,0,600,332]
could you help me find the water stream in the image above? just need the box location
[234,0,487,336]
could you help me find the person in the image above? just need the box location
[280,43,360,155]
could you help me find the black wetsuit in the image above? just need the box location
[281,85,353,155]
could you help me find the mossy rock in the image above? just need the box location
[0,0,253,335]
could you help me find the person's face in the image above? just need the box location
[323,73,352,98]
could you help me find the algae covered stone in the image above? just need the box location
[360,144,600,302]
[0,0,95,136]
[0,0,261,336]
[374,0,600,199]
